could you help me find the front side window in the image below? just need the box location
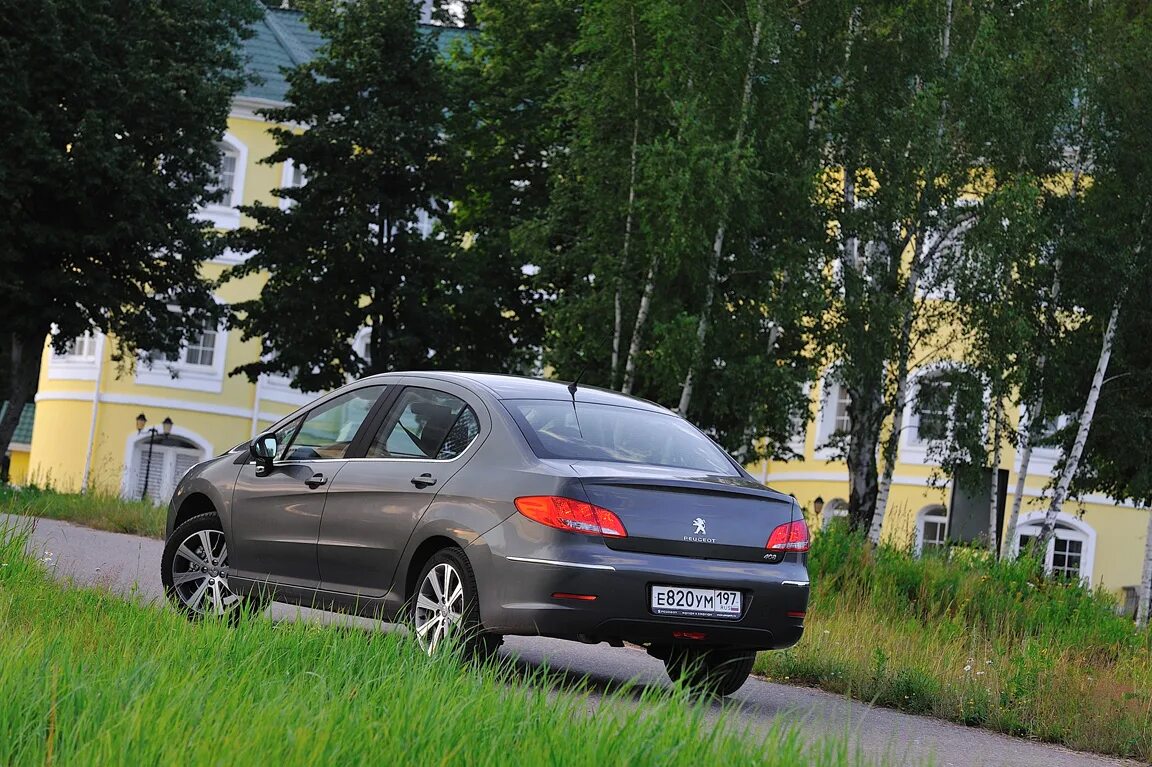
[367,388,480,460]
[505,399,737,475]
[284,386,385,460]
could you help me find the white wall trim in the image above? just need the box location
[9,442,31,452]
[212,247,252,266]
[35,390,291,425]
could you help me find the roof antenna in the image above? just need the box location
[567,372,583,438]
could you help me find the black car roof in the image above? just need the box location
[389,371,671,413]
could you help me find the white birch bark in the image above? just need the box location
[988,398,1004,552]
[612,5,642,389]
[621,255,657,395]
[676,1,765,415]
[1137,503,1152,627]
[1039,298,1123,542]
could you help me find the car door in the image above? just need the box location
[317,381,486,598]
[229,384,389,590]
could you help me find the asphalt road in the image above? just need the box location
[13,516,1142,767]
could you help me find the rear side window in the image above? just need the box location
[367,387,480,460]
[504,399,738,475]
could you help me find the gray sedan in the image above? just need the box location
[161,372,810,695]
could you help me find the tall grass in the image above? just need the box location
[0,522,875,767]
[0,484,164,538]
[756,523,1152,760]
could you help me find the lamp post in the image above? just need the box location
[136,414,173,501]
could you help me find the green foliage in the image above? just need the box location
[0,523,878,767]
[760,523,1152,759]
[229,0,537,392]
[0,0,259,455]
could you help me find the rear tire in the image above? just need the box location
[412,547,501,661]
[161,512,268,622]
[663,647,757,697]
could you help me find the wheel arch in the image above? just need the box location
[403,535,463,606]
[173,492,218,532]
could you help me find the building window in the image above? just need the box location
[816,376,851,454]
[916,505,949,553]
[198,134,246,229]
[1013,513,1095,582]
[47,330,102,381]
[56,333,98,360]
[915,374,952,442]
[136,316,227,394]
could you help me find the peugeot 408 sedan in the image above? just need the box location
[161,372,810,695]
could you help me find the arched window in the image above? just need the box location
[200,133,247,229]
[1012,512,1096,582]
[822,498,848,527]
[915,505,949,554]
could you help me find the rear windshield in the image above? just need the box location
[504,399,739,475]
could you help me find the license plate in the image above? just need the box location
[650,585,742,619]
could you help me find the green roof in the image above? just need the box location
[240,8,473,104]
[0,402,35,448]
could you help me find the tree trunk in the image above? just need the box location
[1138,503,1152,628]
[1004,401,1042,559]
[612,4,642,390]
[988,398,1004,553]
[1133,502,1152,626]
[0,330,46,469]
[621,253,657,396]
[846,383,884,532]
[1039,297,1123,542]
[676,0,765,415]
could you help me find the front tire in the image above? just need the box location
[161,512,266,621]
[412,547,500,660]
[664,647,757,697]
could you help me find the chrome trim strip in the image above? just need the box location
[505,556,616,572]
[782,580,810,587]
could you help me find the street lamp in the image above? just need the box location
[136,414,174,501]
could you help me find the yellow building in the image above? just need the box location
[22,6,1147,599]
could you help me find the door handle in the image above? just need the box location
[305,472,327,489]
[411,473,438,488]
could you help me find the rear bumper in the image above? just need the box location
[469,523,809,650]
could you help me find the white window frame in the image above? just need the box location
[46,330,103,382]
[916,200,978,301]
[278,158,306,211]
[198,133,247,230]
[135,312,228,394]
[914,504,949,555]
[353,326,373,369]
[815,373,850,460]
[1011,511,1096,583]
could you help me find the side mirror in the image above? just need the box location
[251,433,278,473]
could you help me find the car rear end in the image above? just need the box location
[473,396,810,651]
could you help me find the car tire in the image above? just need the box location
[412,547,501,661]
[161,512,267,622]
[663,647,757,697]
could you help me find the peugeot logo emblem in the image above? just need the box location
[692,517,706,535]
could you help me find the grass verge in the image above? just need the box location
[0,484,164,538]
[0,521,878,767]
[756,523,1152,760]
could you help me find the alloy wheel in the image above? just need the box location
[170,528,241,616]
[413,562,465,653]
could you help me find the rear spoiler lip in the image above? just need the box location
[576,475,793,504]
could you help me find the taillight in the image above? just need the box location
[514,496,628,538]
[766,520,810,553]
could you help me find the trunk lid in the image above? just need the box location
[569,462,798,563]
